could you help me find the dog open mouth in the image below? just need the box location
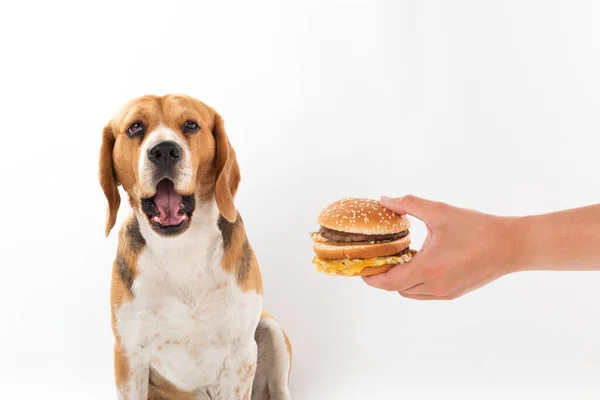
[141,179,195,234]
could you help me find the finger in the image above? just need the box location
[398,292,443,301]
[379,195,443,225]
[399,282,439,296]
[399,282,425,293]
[362,258,426,292]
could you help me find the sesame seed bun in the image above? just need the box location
[317,198,409,235]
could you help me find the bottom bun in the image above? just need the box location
[313,250,416,277]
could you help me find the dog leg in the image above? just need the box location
[114,343,149,400]
[216,341,258,400]
[252,313,292,400]
[117,366,149,400]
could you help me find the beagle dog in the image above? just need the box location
[99,94,292,399]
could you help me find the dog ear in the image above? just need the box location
[213,112,241,222]
[98,123,121,237]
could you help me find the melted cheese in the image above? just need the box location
[309,231,327,242]
[312,253,413,276]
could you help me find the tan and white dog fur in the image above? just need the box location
[99,94,292,399]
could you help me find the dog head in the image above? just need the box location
[99,94,240,237]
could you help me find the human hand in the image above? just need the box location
[362,195,519,300]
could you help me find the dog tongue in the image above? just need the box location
[153,180,187,226]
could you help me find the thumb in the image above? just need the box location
[379,195,442,225]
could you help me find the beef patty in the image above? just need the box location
[387,247,412,257]
[320,226,409,243]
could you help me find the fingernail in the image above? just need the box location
[380,196,392,201]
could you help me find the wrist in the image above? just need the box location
[503,215,537,273]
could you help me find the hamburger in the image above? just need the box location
[310,198,416,276]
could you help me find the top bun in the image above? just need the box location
[317,198,409,235]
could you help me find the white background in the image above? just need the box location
[1,0,599,399]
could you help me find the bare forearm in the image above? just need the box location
[511,204,600,272]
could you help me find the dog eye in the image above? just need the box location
[126,122,145,137]
[182,120,200,134]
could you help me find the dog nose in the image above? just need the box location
[148,141,182,169]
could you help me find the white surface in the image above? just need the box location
[1,0,599,398]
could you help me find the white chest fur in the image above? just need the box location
[115,202,262,393]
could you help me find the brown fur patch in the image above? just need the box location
[116,254,133,293]
[238,360,255,379]
[125,216,146,252]
[111,215,143,303]
[148,368,197,400]
[211,112,241,222]
[99,124,121,237]
[260,311,273,320]
[218,215,263,293]
[113,340,130,390]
